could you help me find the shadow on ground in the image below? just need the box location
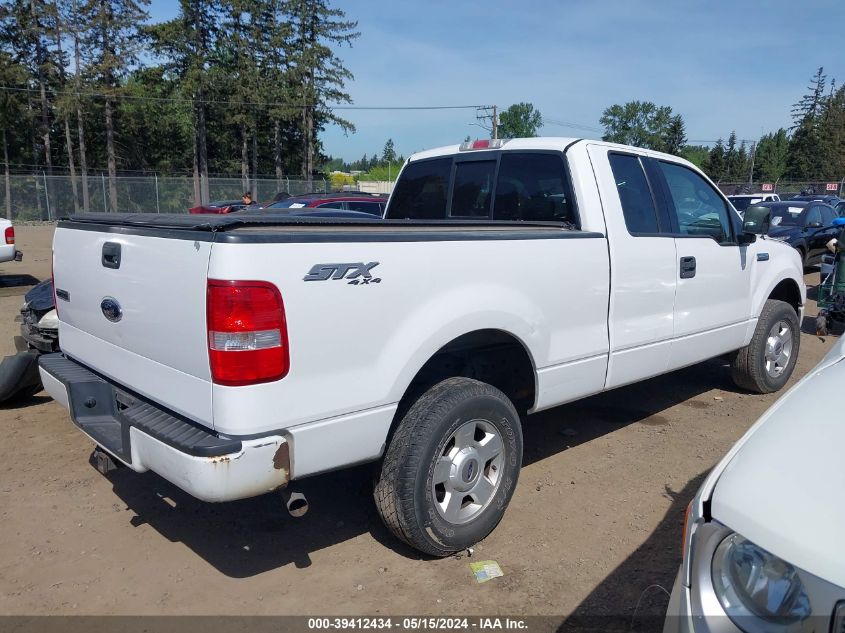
[105,357,738,578]
[558,473,707,633]
[0,273,40,297]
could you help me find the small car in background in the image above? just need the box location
[664,335,845,633]
[0,218,22,264]
[188,199,251,215]
[789,194,842,205]
[750,200,839,266]
[261,192,388,216]
[727,193,780,214]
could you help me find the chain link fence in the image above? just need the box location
[3,174,842,222]
[0,174,337,221]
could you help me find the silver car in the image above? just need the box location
[664,335,845,633]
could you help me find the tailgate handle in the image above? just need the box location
[102,242,121,269]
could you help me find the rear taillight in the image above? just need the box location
[206,279,289,386]
[4,226,14,244]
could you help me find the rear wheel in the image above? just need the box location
[731,299,800,393]
[374,377,522,556]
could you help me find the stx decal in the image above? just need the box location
[303,262,381,284]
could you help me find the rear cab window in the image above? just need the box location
[385,151,578,226]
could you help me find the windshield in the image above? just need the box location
[769,206,803,227]
[728,196,762,211]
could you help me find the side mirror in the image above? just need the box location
[742,205,770,235]
[737,232,756,245]
[807,221,823,229]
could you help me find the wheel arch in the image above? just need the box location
[390,328,538,432]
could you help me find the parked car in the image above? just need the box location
[749,200,839,266]
[0,218,22,264]
[789,194,842,205]
[727,193,780,214]
[262,192,388,216]
[835,199,845,217]
[188,199,250,215]
[41,137,804,556]
[0,278,55,402]
[664,334,845,633]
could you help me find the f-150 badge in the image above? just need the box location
[303,262,381,285]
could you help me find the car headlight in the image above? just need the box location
[712,533,811,632]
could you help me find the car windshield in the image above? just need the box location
[728,197,762,211]
[769,206,804,227]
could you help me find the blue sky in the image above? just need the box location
[147,0,845,162]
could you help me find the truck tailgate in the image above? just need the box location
[53,226,214,427]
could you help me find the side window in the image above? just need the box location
[820,206,836,226]
[316,202,340,209]
[608,154,660,234]
[346,200,380,215]
[493,153,575,223]
[385,158,451,219]
[659,161,733,243]
[805,206,822,227]
[451,161,496,217]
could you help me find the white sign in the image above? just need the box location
[826,183,839,191]
[761,183,774,191]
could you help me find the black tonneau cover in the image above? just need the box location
[58,213,597,244]
[61,212,566,232]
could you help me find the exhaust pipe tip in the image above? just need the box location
[283,490,309,518]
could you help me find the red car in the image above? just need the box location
[188,199,252,215]
[262,193,388,216]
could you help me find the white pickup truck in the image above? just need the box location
[41,138,805,556]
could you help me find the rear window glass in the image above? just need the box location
[451,161,496,217]
[609,154,659,233]
[493,153,574,223]
[385,158,451,219]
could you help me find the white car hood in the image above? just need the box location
[711,350,845,588]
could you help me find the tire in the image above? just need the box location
[731,299,800,393]
[374,377,522,556]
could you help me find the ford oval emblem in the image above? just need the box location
[100,297,123,323]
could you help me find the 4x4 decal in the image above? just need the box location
[303,262,381,285]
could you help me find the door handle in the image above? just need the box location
[680,256,696,279]
[102,242,121,269]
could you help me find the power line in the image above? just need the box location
[543,117,603,133]
[0,85,489,111]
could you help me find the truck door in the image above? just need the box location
[588,146,677,389]
[651,159,753,369]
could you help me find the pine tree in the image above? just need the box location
[0,52,28,219]
[705,139,726,181]
[663,114,686,156]
[786,67,827,179]
[149,0,218,204]
[382,138,396,163]
[81,0,150,211]
[753,129,789,182]
[285,0,359,178]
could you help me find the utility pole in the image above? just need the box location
[747,141,756,186]
[475,106,498,139]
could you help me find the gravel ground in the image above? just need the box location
[0,225,834,629]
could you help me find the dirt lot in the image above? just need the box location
[0,225,834,626]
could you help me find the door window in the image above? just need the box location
[820,206,836,226]
[804,206,822,227]
[345,200,382,215]
[659,161,733,243]
[608,154,660,234]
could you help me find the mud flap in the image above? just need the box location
[0,350,42,403]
